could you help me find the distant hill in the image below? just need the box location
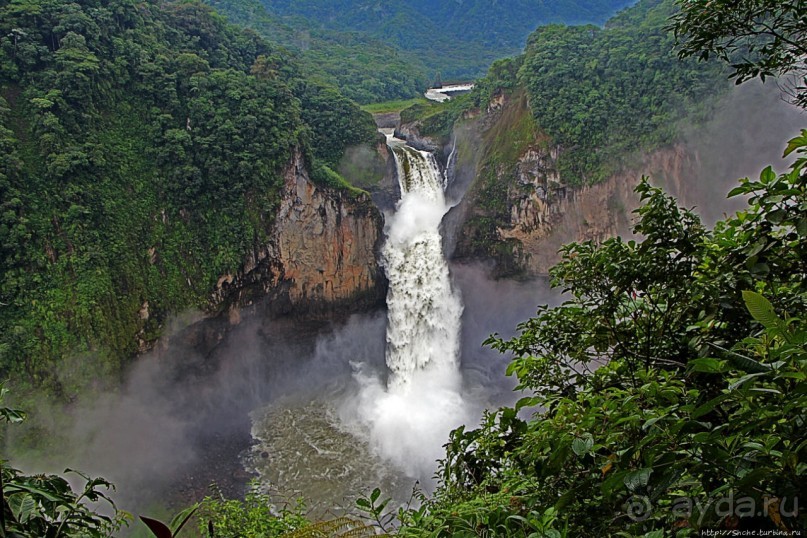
[209,0,636,102]
[207,0,432,103]
[263,0,638,51]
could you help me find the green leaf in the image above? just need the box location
[729,372,769,390]
[688,358,727,374]
[727,185,747,198]
[624,468,652,492]
[642,416,664,430]
[760,166,776,184]
[783,131,807,157]
[765,209,786,224]
[4,483,65,503]
[747,240,767,257]
[370,488,381,504]
[0,407,26,423]
[169,504,198,535]
[750,262,770,276]
[572,436,593,456]
[8,493,36,524]
[515,396,541,410]
[742,291,779,329]
[708,343,771,373]
[602,470,628,498]
[692,393,730,419]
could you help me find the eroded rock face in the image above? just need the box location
[211,149,386,321]
[275,152,384,309]
[499,144,697,274]
[448,90,705,277]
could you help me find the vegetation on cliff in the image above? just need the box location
[0,0,377,394]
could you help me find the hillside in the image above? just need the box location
[243,0,637,84]
[0,0,383,393]
[206,0,431,103]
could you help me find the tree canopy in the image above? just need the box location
[671,0,807,107]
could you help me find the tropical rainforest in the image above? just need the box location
[0,0,377,393]
[203,0,635,103]
[0,0,804,536]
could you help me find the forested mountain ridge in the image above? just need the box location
[205,0,431,103]
[243,0,637,84]
[0,0,382,392]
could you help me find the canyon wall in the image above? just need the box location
[209,149,386,324]
[495,144,698,274]
[438,84,800,277]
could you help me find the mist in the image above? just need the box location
[674,79,804,225]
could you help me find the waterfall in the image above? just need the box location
[251,133,472,488]
[382,134,463,392]
[337,134,469,479]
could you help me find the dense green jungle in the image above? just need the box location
[0,0,804,536]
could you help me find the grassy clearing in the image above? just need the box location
[360,97,430,114]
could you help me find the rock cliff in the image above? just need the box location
[440,89,754,277]
[210,149,386,322]
[496,143,698,274]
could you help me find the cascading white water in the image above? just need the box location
[383,136,463,391]
[341,134,469,478]
[248,134,475,498]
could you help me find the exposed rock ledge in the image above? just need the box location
[209,149,386,323]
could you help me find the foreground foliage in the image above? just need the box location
[671,0,807,108]
[0,387,127,537]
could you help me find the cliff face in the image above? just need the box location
[444,91,704,276]
[210,150,386,322]
[498,144,698,274]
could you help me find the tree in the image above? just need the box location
[670,0,807,106]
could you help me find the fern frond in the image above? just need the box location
[281,517,385,538]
